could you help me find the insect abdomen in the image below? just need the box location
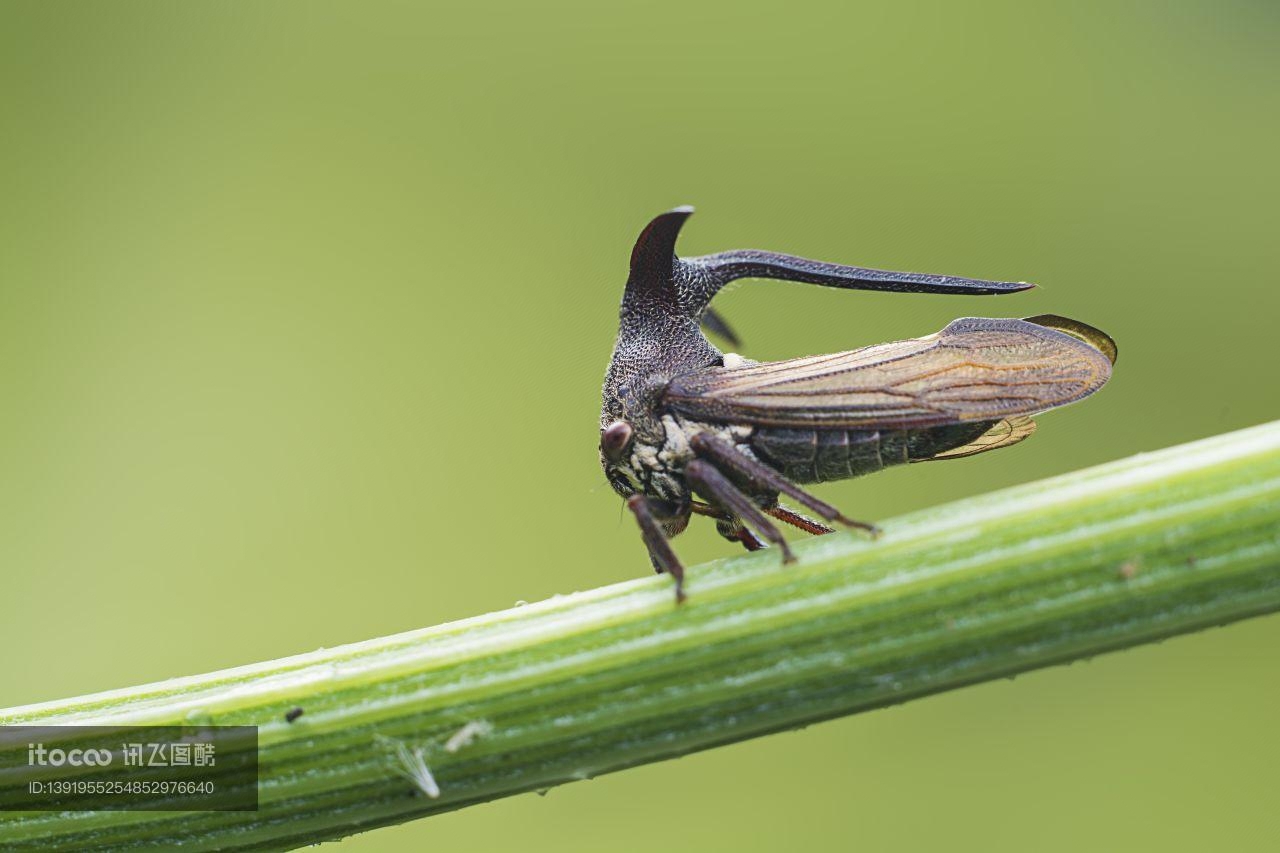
[750,422,995,484]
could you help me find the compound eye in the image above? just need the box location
[600,420,634,462]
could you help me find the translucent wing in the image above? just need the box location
[664,316,1114,430]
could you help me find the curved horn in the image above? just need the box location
[625,205,694,300]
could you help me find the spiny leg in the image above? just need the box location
[686,459,794,562]
[767,505,835,536]
[699,494,831,539]
[691,500,767,551]
[626,495,686,603]
[690,432,881,537]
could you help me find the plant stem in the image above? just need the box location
[3,422,1279,851]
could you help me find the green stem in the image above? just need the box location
[4,422,1280,851]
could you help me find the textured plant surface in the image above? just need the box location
[2,421,1278,851]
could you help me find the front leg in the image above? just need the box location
[626,495,687,603]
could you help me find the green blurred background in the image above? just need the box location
[2,1,1278,850]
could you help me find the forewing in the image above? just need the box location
[664,317,1113,430]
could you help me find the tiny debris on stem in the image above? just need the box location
[445,720,493,754]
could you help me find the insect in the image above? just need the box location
[601,206,1116,602]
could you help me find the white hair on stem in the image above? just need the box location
[388,739,439,799]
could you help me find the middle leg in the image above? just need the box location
[686,459,794,562]
[691,432,881,537]
[691,500,768,551]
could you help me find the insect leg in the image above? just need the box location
[686,460,794,563]
[689,500,722,520]
[767,505,836,536]
[718,518,766,551]
[691,500,767,551]
[626,495,687,603]
[690,433,881,536]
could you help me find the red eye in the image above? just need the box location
[600,420,634,461]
